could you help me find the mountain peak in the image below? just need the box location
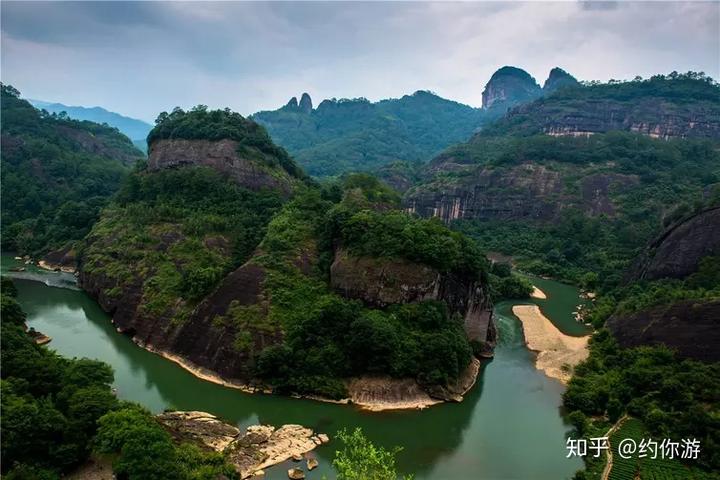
[543,67,580,94]
[284,96,299,110]
[482,66,541,110]
[299,93,313,113]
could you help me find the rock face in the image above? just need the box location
[628,206,720,281]
[607,300,720,362]
[482,66,542,112]
[543,67,580,95]
[148,138,294,195]
[156,411,326,479]
[404,162,638,223]
[299,93,313,114]
[330,249,496,356]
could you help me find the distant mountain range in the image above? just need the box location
[29,99,152,151]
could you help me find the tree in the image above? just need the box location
[333,428,413,480]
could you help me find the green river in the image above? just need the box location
[2,255,587,479]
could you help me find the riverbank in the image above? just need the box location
[512,305,589,383]
[136,338,481,411]
[530,285,547,299]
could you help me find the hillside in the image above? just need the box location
[30,99,153,151]
[1,84,144,256]
[405,74,720,286]
[78,110,495,404]
[252,91,486,177]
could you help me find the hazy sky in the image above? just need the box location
[2,1,718,122]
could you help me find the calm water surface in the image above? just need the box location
[2,255,584,479]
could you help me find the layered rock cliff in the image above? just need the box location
[330,249,496,356]
[148,138,296,195]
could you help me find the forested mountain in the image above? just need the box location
[1,84,144,256]
[78,107,495,404]
[405,73,720,287]
[29,99,152,150]
[252,90,486,177]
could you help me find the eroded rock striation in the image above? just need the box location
[482,66,542,112]
[148,138,296,195]
[331,249,496,356]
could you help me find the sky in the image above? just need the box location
[2,1,719,123]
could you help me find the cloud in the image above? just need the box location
[1,1,717,122]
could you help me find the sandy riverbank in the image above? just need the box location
[512,305,589,383]
[530,285,547,299]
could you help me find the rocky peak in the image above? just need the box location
[543,67,580,94]
[299,93,313,113]
[482,66,542,111]
[283,96,299,110]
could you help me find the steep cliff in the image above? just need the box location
[148,138,296,195]
[80,162,492,404]
[606,300,720,362]
[330,249,496,356]
[627,206,720,281]
[484,73,720,139]
[481,66,542,112]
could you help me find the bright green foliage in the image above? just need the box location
[148,105,305,179]
[333,428,413,480]
[251,190,480,397]
[0,280,119,476]
[450,132,719,288]
[608,418,716,480]
[94,406,238,480]
[252,91,485,177]
[488,262,533,300]
[563,331,720,472]
[1,84,142,255]
[82,166,283,320]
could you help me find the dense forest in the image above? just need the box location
[1,84,143,256]
[252,91,485,177]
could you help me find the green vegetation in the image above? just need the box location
[252,91,485,177]
[1,84,142,255]
[447,131,720,288]
[333,428,413,480]
[252,189,479,397]
[82,165,283,319]
[148,105,305,179]
[563,331,720,474]
[482,72,719,137]
[0,278,238,479]
[607,418,713,480]
[487,262,533,301]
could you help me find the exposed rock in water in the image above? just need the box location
[627,206,720,282]
[482,66,542,112]
[287,468,305,479]
[156,411,327,479]
[307,457,318,470]
[148,138,295,195]
[330,249,496,357]
[607,299,720,362]
[39,244,78,273]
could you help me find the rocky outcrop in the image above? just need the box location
[39,244,78,273]
[543,67,580,95]
[330,249,496,356]
[607,300,720,362]
[299,93,313,114]
[148,138,294,195]
[156,411,328,479]
[628,206,720,281]
[347,357,480,410]
[482,66,542,112]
